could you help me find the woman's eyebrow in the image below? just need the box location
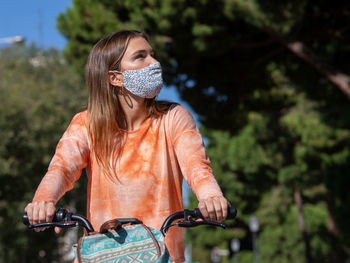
[130,49,154,56]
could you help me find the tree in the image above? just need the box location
[0,44,87,262]
[57,0,350,262]
[187,80,350,262]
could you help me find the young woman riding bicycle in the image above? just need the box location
[24,29,229,262]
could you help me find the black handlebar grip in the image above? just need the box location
[194,206,237,220]
[22,208,69,226]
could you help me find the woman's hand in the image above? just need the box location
[198,196,230,222]
[24,201,60,233]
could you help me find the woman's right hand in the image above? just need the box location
[24,201,60,233]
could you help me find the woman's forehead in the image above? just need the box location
[124,37,152,56]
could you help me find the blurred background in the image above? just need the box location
[0,0,349,262]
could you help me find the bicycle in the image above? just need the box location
[23,207,237,262]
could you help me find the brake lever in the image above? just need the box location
[177,220,226,229]
[27,221,78,230]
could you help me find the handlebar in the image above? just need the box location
[160,206,237,235]
[22,206,237,235]
[22,208,94,233]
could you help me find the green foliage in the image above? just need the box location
[187,78,349,262]
[0,44,86,262]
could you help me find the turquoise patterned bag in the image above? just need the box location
[74,219,170,263]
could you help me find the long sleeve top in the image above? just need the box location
[33,104,223,262]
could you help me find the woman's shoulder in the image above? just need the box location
[165,103,192,118]
[70,109,88,125]
[160,103,197,132]
[64,110,88,132]
[165,103,195,124]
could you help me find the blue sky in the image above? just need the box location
[0,0,71,49]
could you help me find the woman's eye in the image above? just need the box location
[136,54,145,59]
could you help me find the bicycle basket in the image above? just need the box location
[73,219,170,263]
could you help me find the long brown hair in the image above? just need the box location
[85,30,172,180]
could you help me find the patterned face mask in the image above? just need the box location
[113,62,163,98]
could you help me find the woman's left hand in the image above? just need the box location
[198,196,230,222]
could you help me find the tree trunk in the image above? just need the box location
[294,190,313,263]
[326,195,342,263]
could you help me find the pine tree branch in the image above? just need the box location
[285,41,350,99]
[264,28,350,99]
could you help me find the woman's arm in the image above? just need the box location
[25,111,90,231]
[169,105,229,221]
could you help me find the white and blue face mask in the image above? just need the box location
[114,62,163,98]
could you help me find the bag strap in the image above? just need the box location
[76,236,83,263]
[140,224,161,258]
[99,219,122,233]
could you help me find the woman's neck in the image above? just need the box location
[117,91,148,131]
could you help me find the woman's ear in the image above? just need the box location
[108,71,123,88]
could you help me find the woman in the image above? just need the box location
[25,30,229,262]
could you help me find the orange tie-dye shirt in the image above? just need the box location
[33,104,223,262]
